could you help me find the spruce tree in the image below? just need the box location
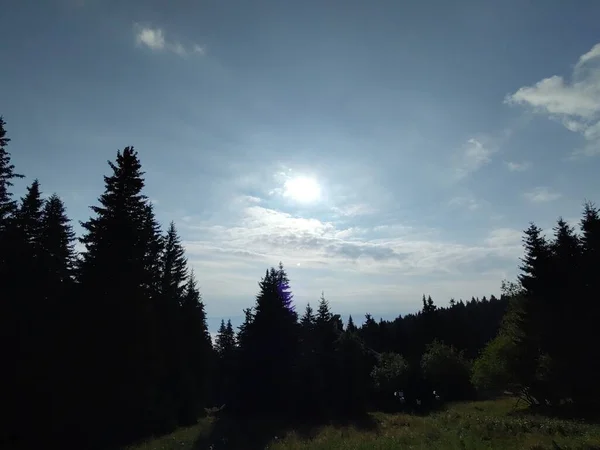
[347,315,357,333]
[234,263,299,416]
[214,319,237,406]
[300,302,315,330]
[215,319,236,358]
[76,147,165,443]
[0,117,26,448]
[575,203,600,408]
[160,221,188,302]
[37,193,77,442]
[0,116,24,230]
[179,271,213,422]
[40,194,76,284]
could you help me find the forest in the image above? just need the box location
[1,115,599,450]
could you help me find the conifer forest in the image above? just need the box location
[1,115,599,449]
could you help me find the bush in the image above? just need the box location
[421,340,474,401]
[472,334,518,394]
[370,352,410,410]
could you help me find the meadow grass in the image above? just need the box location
[125,397,600,450]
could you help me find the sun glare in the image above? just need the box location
[283,176,321,203]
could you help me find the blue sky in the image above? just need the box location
[2,0,600,333]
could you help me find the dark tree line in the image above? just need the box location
[2,115,596,449]
[1,118,212,449]
[473,210,600,413]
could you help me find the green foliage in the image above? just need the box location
[371,352,410,393]
[125,398,600,450]
[472,334,518,393]
[421,340,473,401]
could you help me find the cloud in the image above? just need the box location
[448,195,480,211]
[505,42,600,158]
[454,138,495,179]
[182,197,523,278]
[576,43,600,70]
[134,24,205,57]
[484,228,523,248]
[523,187,562,203]
[505,161,531,172]
[331,203,377,217]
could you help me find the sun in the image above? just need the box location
[283,176,321,203]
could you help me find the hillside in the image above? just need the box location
[126,398,600,450]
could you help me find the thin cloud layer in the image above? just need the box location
[506,42,600,157]
[506,161,531,172]
[134,24,205,57]
[524,187,562,203]
[454,138,495,180]
[182,197,523,278]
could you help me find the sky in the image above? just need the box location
[2,0,600,333]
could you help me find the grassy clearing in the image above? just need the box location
[125,398,600,450]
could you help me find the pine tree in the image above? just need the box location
[0,116,24,230]
[155,221,190,429]
[214,319,237,406]
[579,203,600,408]
[317,291,332,323]
[36,193,77,443]
[17,180,44,249]
[234,264,299,416]
[160,221,188,302]
[178,271,213,424]
[76,147,165,444]
[513,223,555,404]
[300,302,315,330]
[347,315,357,333]
[40,194,76,287]
[215,319,236,358]
[0,117,27,448]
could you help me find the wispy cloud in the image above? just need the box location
[448,195,480,211]
[454,138,495,180]
[182,197,523,278]
[505,161,531,172]
[523,187,562,203]
[134,24,205,57]
[505,42,600,158]
[331,203,377,217]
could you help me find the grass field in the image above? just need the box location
[125,398,600,450]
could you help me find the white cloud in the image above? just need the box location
[505,161,531,172]
[136,26,165,50]
[183,197,522,277]
[454,138,495,179]
[523,187,562,203]
[505,42,600,158]
[134,24,205,57]
[331,203,376,217]
[179,195,527,323]
[576,43,600,70]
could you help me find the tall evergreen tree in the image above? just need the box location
[214,319,237,406]
[215,319,236,358]
[575,203,600,408]
[178,271,213,424]
[347,315,357,333]
[233,264,299,416]
[76,147,165,444]
[160,221,188,301]
[0,116,24,230]
[300,302,315,330]
[40,194,76,287]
